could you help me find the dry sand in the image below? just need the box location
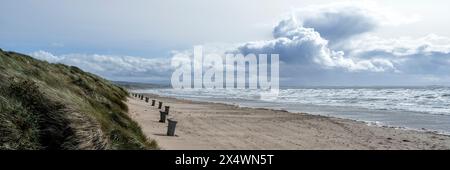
[127,94,450,150]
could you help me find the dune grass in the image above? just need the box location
[0,48,157,150]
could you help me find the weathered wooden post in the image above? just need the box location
[164,106,170,115]
[151,100,155,106]
[158,101,163,109]
[145,97,149,103]
[140,95,144,100]
[159,111,167,123]
[167,119,178,136]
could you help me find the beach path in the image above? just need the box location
[126,94,450,150]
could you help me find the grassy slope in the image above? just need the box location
[0,49,157,150]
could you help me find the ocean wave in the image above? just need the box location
[143,87,450,116]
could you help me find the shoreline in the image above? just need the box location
[127,93,450,150]
[163,95,450,138]
[209,103,450,136]
[136,92,450,136]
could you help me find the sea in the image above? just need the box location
[137,86,450,135]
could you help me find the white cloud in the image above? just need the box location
[236,17,395,72]
[346,34,450,56]
[291,1,420,42]
[30,51,172,81]
[30,50,61,63]
[168,2,448,85]
[237,2,450,80]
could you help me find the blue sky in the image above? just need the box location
[1,0,450,86]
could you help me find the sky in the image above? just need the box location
[1,0,450,86]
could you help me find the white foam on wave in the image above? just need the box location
[144,87,450,116]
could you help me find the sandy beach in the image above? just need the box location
[127,94,450,150]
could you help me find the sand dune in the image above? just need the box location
[127,94,450,150]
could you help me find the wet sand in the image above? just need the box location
[127,94,450,150]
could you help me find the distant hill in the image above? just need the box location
[0,48,156,150]
[113,81,170,89]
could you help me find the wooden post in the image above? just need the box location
[151,100,155,106]
[158,101,163,109]
[145,97,149,103]
[159,111,167,123]
[164,106,170,115]
[167,119,178,136]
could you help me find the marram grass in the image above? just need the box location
[0,48,157,150]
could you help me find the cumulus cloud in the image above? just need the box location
[295,4,377,42]
[345,34,450,75]
[233,2,450,85]
[164,1,447,85]
[30,51,172,82]
[346,34,450,57]
[291,2,420,42]
[236,17,395,72]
